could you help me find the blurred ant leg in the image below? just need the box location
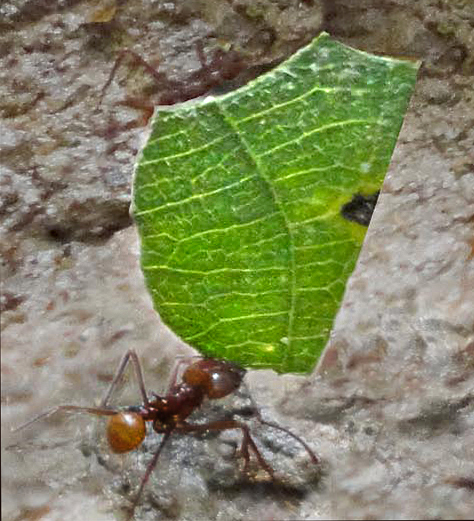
[195,41,208,69]
[166,355,202,392]
[126,431,172,521]
[177,419,275,479]
[100,350,149,408]
[13,405,117,432]
[116,96,155,126]
[98,49,163,106]
[245,391,319,465]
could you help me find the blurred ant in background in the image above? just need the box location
[99,42,245,106]
[97,41,246,131]
[16,350,319,519]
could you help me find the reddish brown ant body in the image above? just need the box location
[97,42,246,133]
[16,351,319,519]
[99,43,245,108]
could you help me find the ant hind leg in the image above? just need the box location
[100,349,149,407]
[13,405,117,432]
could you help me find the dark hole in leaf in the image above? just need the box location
[340,191,380,226]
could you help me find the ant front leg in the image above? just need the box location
[246,392,319,465]
[166,355,203,392]
[176,419,275,479]
[254,416,319,465]
[101,349,149,408]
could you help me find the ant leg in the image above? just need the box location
[100,349,149,408]
[176,419,275,479]
[13,405,117,432]
[98,49,164,106]
[195,40,208,69]
[245,391,319,465]
[126,431,172,521]
[166,355,202,392]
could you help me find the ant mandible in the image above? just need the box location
[15,350,319,519]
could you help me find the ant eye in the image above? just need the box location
[106,412,146,453]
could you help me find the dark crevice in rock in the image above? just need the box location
[44,210,133,244]
[397,394,474,436]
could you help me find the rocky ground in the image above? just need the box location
[1,1,473,520]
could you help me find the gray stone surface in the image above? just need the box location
[2,1,473,520]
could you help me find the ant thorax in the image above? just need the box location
[147,384,206,431]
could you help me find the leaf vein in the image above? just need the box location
[140,132,233,165]
[135,174,258,217]
[256,119,376,159]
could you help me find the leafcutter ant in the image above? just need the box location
[97,42,246,130]
[15,350,319,519]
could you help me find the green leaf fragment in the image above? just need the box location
[133,32,419,373]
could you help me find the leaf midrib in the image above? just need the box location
[218,102,296,366]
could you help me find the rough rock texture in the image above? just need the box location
[1,0,473,520]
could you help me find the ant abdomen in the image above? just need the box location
[182,359,246,399]
[107,412,146,453]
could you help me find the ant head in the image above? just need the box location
[106,411,146,453]
[182,359,246,399]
